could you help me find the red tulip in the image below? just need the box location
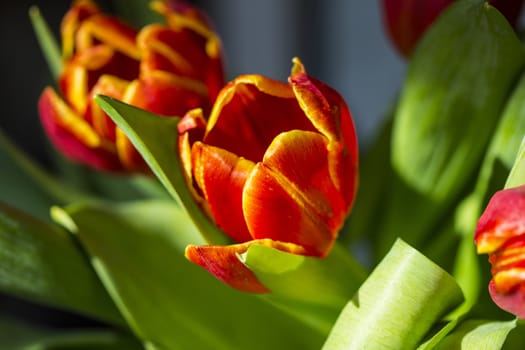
[38,0,224,172]
[475,185,525,318]
[180,58,359,293]
[381,0,524,58]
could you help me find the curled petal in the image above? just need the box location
[192,142,255,243]
[204,78,316,163]
[38,88,121,171]
[243,130,345,256]
[185,239,306,293]
[475,185,525,254]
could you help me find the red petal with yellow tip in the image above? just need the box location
[185,239,307,293]
[475,185,525,254]
[75,14,139,59]
[60,0,100,60]
[204,81,316,163]
[178,109,207,187]
[38,88,122,171]
[191,142,255,243]
[85,75,130,142]
[289,63,358,206]
[125,72,209,117]
[139,25,210,79]
[243,130,345,256]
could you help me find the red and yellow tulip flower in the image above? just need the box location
[475,185,525,319]
[381,0,524,58]
[38,0,224,172]
[179,58,359,293]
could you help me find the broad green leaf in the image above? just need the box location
[29,6,61,80]
[95,95,228,245]
[241,243,367,334]
[0,203,123,326]
[53,200,325,350]
[449,70,525,319]
[322,239,464,350]
[434,319,517,350]
[392,0,525,202]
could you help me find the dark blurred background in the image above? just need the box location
[0,0,404,333]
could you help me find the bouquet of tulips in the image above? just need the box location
[2,0,525,348]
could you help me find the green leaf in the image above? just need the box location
[21,330,144,350]
[322,239,464,350]
[433,319,517,350]
[505,137,525,188]
[392,0,525,202]
[95,95,228,245]
[29,6,62,80]
[53,200,325,350]
[0,203,123,326]
[447,70,525,319]
[240,243,367,334]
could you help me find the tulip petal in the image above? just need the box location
[475,185,525,254]
[191,142,255,243]
[75,14,140,60]
[125,70,208,116]
[185,239,306,293]
[61,0,100,60]
[289,58,358,206]
[489,280,525,319]
[204,79,316,163]
[243,130,345,256]
[39,88,121,171]
[177,108,207,192]
[86,74,130,142]
[147,1,225,101]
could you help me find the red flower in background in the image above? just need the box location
[38,0,224,172]
[381,0,524,57]
[179,58,359,293]
[475,185,525,319]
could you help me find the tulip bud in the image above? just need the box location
[38,0,224,172]
[475,185,525,319]
[180,58,359,292]
[381,0,525,58]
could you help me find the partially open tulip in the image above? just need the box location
[381,0,524,57]
[179,58,359,293]
[38,0,224,172]
[475,185,525,319]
